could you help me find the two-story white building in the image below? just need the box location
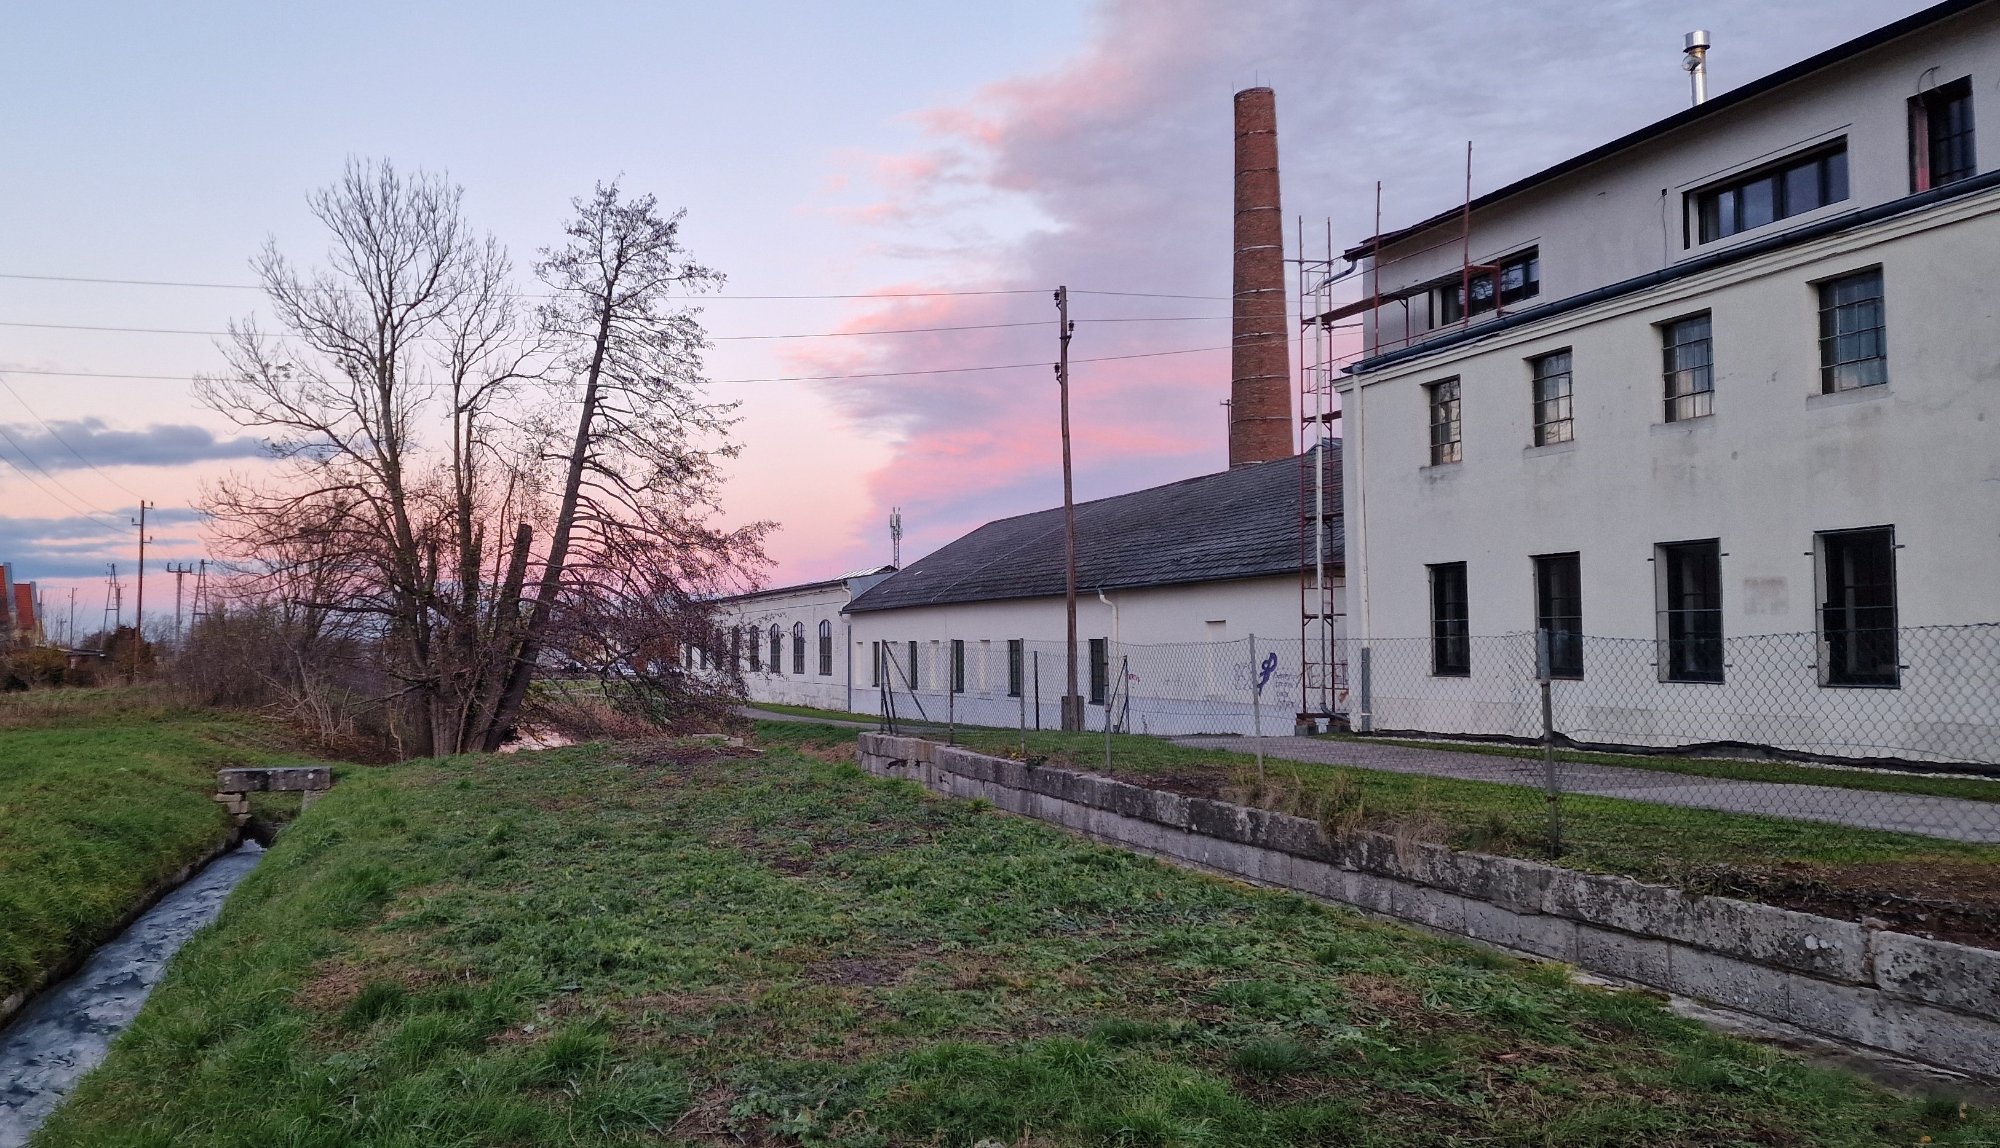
[1335,0,2000,763]
[707,565,897,713]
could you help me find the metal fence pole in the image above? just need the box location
[947,675,956,745]
[1033,651,1042,731]
[1103,659,1115,773]
[1249,633,1264,782]
[1536,628,1563,858]
[1356,645,1373,734]
[1019,652,1028,758]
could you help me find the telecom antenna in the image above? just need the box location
[889,507,903,568]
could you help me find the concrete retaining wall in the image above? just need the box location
[858,732,2000,1080]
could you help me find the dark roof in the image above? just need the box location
[713,564,897,605]
[845,445,1341,615]
[1344,0,1986,260]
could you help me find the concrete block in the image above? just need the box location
[1477,855,1555,915]
[1185,798,1248,843]
[1255,811,1327,859]
[1878,1000,2000,1078]
[1094,779,1156,821]
[1149,789,1190,829]
[991,757,1026,790]
[1871,931,2000,1017]
[1575,925,1672,987]
[1390,882,1467,933]
[1666,947,1789,1020]
[1287,857,1342,901]
[1671,896,1869,982]
[1785,975,1889,1049]
[217,766,331,793]
[1340,871,1400,916]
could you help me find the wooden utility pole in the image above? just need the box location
[1055,286,1083,731]
[130,501,152,681]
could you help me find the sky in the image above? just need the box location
[0,0,1933,641]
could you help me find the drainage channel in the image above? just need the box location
[0,841,266,1148]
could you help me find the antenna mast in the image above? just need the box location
[890,507,903,568]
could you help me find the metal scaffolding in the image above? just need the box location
[1296,218,1345,728]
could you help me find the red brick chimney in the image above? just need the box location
[1229,87,1292,468]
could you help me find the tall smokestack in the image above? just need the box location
[1229,86,1291,469]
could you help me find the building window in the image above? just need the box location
[1530,349,1573,446]
[950,639,966,694]
[1426,378,1462,465]
[1818,527,1899,687]
[790,622,805,675]
[869,641,880,686]
[731,626,742,669]
[1533,553,1582,679]
[1657,540,1723,683]
[1428,562,1470,677]
[1694,143,1848,243]
[1817,268,1887,393]
[818,620,834,676]
[747,626,761,671]
[769,624,783,674]
[1661,313,1713,422]
[1437,248,1540,324]
[1911,77,1975,191]
[1007,639,1024,697]
[1088,638,1108,705]
[907,640,919,690]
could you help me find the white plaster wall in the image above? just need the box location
[712,584,855,712]
[1366,6,2000,349]
[844,575,1346,735]
[1338,186,2000,760]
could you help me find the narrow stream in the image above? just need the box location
[0,841,265,1148]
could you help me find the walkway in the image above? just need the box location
[738,706,875,730]
[1173,735,2000,844]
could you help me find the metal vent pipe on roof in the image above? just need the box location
[1684,30,1712,105]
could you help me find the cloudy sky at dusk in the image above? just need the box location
[0,0,1929,637]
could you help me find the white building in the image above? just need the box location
[710,565,896,713]
[1335,0,2000,762]
[840,447,1344,736]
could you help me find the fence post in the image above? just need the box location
[1019,642,1028,758]
[878,644,894,734]
[1356,646,1373,734]
[1102,657,1115,773]
[1033,651,1041,731]
[1249,633,1264,783]
[1536,628,1563,858]
[947,674,955,746]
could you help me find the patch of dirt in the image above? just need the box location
[1682,859,2000,949]
[294,958,368,1013]
[806,957,903,987]
[618,739,762,769]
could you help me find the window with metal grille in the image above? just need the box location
[769,625,783,674]
[748,625,761,671]
[1533,553,1582,679]
[791,622,805,674]
[1436,248,1540,323]
[1911,77,1975,191]
[1427,378,1461,465]
[818,620,833,676]
[1089,638,1108,704]
[1657,540,1723,683]
[1007,639,1023,697]
[1694,144,1847,243]
[1530,349,1573,445]
[731,626,742,669]
[1818,268,1886,393]
[1818,527,1899,687]
[1429,562,1470,676]
[1660,314,1713,422]
[950,639,966,694]
[907,640,919,690]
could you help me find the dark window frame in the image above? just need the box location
[907,640,919,690]
[792,621,806,675]
[1911,76,1976,191]
[1656,540,1724,684]
[1428,562,1471,677]
[1817,267,1887,393]
[1818,526,1900,688]
[1530,349,1573,446]
[1660,312,1714,423]
[748,625,762,671]
[1426,377,1462,465]
[1436,247,1540,324]
[769,624,784,674]
[1533,552,1583,680]
[1088,638,1108,705]
[869,641,880,687]
[1007,639,1024,697]
[1693,142,1849,244]
[950,639,966,694]
[817,619,834,676]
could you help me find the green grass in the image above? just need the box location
[38,730,1997,1145]
[0,688,315,1004]
[747,701,882,724]
[1339,734,2000,803]
[945,728,2000,892]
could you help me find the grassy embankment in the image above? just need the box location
[39,722,1993,1146]
[0,688,314,1006]
[942,727,2000,935]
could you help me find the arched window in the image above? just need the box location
[746,624,761,671]
[769,624,783,673]
[818,620,834,676]
[792,621,806,675]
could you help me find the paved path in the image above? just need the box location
[739,706,876,729]
[1173,736,2000,844]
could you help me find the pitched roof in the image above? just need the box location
[846,445,1341,615]
[712,564,899,606]
[1343,0,1987,260]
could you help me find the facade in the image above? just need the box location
[1336,0,2000,761]
[708,566,896,713]
[841,447,1345,736]
[0,565,42,647]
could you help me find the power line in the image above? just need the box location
[0,375,145,499]
[0,315,1231,341]
[0,426,126,530]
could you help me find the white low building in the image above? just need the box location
[709,565,896,713]
[1334,0,2000,763]
[841,447,1344,736]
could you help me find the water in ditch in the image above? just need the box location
[0,841,265,1148]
